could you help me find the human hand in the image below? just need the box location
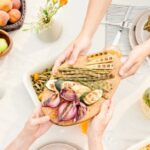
[87,100,113,150]
[5,105,52,150]
[22,105,52,141]
[119,45,149,79]
[52,34,92,74]
[88,100,113,138]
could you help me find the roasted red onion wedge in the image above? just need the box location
[42,92,60,108]
[58,102,77,121]
[77,102,87,120]
[60,88,78,101]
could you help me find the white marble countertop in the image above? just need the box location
[0,0,150,150]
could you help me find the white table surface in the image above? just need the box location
[0,0,150,150]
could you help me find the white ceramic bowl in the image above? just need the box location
[23,60,55,106]
[127,137,150,150]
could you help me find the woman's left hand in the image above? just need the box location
[119,45,149,79]
[23,105,52,140]
[5,105,52,150]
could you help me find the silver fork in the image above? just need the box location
[101,21,133,29]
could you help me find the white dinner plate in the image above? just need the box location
[129,10,150,65]
[39,142,80,150]
[127,137,150,150]
[129,15,140,49]
[135,10,150,45]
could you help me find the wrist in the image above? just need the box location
[15,130,35,149]
[88,130,103,140]
[79,30,93,40]
[88,133,103,150]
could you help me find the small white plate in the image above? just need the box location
[129,10,150,65]
[129,15,140,49]
[127,137,150,150]
[39,142,80,150]
[135,10,150,45]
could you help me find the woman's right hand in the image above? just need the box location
[52,34,92,74]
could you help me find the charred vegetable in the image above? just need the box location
[85,63,114,70]
[87,51,108,60]
[60,88,78,101]
[31,67,52,96]
[58,102,78,121]
[87,55,114,65]
[58,101,87,121]
[80,80,113,92]
[42,91,60,108]
[46,79,57,91]
[55,79,63,92]
[81,89,103,106]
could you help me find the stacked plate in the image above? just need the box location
[129,10,150,48]
[38,142,81,150]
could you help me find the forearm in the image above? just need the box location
[5,130,35,150]
[80,0,112,38]
[88,135,103,150]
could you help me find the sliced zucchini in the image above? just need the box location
[46,79,57,91]
[62,81,78,89]
[71,84,91,98]
[55,79,63,92]
[83,89,103,106]
[80,92,89,102]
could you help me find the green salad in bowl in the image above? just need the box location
[141,87,150,119]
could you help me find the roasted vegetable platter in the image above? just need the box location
[40,50,122,126]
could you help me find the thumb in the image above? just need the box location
[68,46,80,65]
[52,44,73,74]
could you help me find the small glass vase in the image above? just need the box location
[36,19,62,42]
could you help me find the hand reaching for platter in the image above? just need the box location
[52,34,92,74]
[88,100,113,150]
[23,105,52,140]
[119,45,150,79]
[5,105,52,150]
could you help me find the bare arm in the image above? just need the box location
[81,0,112,38]
[88,135,103,150]
[5,106,52,150]
[88,100,113,150]
[53,0,112,73]
[5,131,35,150]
